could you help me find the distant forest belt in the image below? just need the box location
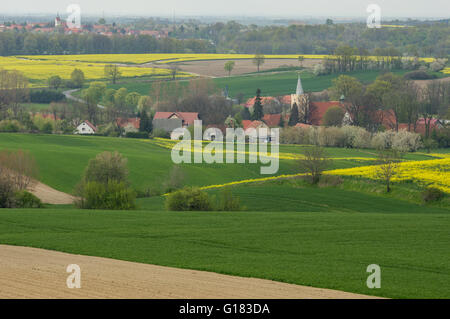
[16,54,436,65]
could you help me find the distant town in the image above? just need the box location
[0,14,169,38]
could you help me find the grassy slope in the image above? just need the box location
[0,205,449,298]
[107,70,406,99]
[1,133,433,194]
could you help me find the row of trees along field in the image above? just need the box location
[0,32,215,56]
[0,21,449,57]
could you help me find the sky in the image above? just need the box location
[1,0,449,18]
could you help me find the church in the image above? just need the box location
[245,74,351,126]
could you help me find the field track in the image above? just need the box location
[29,182,75,205]
[0,245,379,299]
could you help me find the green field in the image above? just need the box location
[106,70,407,99]
[0,204,449,298]
[0,133,449,298]
[1,133,433,194]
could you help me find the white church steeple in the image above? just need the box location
[296,74,304,95]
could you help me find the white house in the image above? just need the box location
[75,121,97,135]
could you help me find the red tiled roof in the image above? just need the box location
[309,101,344,125]
[116,118,140,129]
[262,114,282,127]
[242,120,267,131]
[295,123,313,128]
[84,120,97,132]
[153,112,199,126]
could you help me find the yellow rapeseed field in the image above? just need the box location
[18,53,435,64]
[0,56,192,86]
[326,156,450,193]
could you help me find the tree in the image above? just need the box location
[252,54,265,73]
[298,56,305,68]
[298,147,331,184]
[82,82,106,123]
[329,75,365,126]
[71,68,85,88]
[125,92,141,113]
[48,75,62,90]
[0,149,39,208]
[241,106,251,120]
[75,151,135,210]
[170,65,179,80]
[0,69,29,118]
[224,61,235,76]
[251,89,263,120]
[104,64,121,84]
[139,110,152,133]
[375,150,400,193]
[322,106,345,126]
[288,103,299,126]
[114,88,128,109]
[421,81,447,138]
[82,151,129,185]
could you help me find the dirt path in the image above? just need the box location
[0,245,379,299]
[28,182,75,205]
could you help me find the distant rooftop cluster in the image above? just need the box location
[0,15,169,38]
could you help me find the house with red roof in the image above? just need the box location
[75,121,97,135]
[116,118,140,134]
[153,112,199,139]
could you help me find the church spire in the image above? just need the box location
[296,74,304,95]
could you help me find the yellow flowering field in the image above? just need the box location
[0,56,192,86]
[17,53,435,65]
[326,157,450,193]
[442,68,450,74]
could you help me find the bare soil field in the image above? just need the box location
[0,245,379,299]
[28,182,75,205]
[173,59,321,77]
[129,58,321,77]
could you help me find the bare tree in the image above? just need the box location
[104,64,121,84]
[252,54,265,73]
[298,146,331,184]
[0,69,29,118]
[0,149,38,192]
[375,150,401,193]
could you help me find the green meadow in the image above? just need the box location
[0,133,432,194]
[0,133,449,299]
[106,69,406,99]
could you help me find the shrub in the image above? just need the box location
[75,151,135,209]
[371,130,396,150]
[322,106,345,127]
[318,126,344,147]
[83,151,128,185]
[422,187,445,203]
[13,190,43,208]
[152,128,170,138]
[216,189,241,211]
[165,187,213,211]
[30,90,65,103]
[391,129,422,152]
[0,120,23,132]
[0,175,15,208]
[280,127,309,144]
[162,166,185,193]
[403,71,436,80]
[76,181,136,210]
